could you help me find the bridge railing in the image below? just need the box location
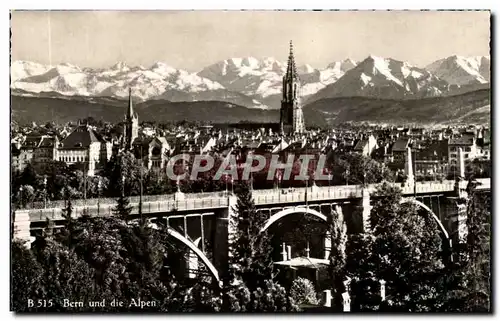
[30,190,230,210]
[27,197,230,222]
[400,181,456,194]
[23,179,489,221]
[253,185,365,205]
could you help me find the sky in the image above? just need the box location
[11,10,491,72]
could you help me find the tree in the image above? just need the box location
[19,163,37,187]
[103,151,140,197]
[462,190,491,311]
[327,153,394,186]
[328,205,348,306]
[229,181,273,290]
[370,183,444,312]
[440,187,491,312]
[11,240,44,312]
[30,238,98,312]
[63,216,177,311]
[114,194,133,222]
[58,199,78,248]
[18,184,36,208]
[345,233,380,312]
[221,182,299,312]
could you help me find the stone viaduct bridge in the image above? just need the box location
[12,178,491,286]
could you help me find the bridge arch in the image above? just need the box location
[165,227,220,285]
[260,207,329,233]
[400,198,450,241]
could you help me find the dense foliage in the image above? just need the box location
[11,152,491,313]
[290,277,319,306]
[11,212,192,312]
[342,181,491,312]
[222,181,298,312]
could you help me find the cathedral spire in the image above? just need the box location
[280,40,304,135]
[127,87,134,120]
[286,40,298,79]
[124,87,138,150]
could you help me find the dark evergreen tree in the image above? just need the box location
[58,199,77,248]
[345,233,380,312]
[327,206,347,309]
[114,194,133,222]
[221,181,300,312]
[229,181,273,290]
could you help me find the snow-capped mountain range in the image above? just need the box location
[425,55,490,85]
[197,57,358,107]
[307,55,452,102]
[11,55,490,109]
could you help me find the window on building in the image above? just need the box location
[450,153,457,158]
[465,147,471,152]
[465,153,469,158]
[450,147,456,152]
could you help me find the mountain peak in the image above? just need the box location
[111,61,129,70]
[426,55,490,85]
[366,54,384,61]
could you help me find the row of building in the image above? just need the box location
[11,41,489,178]
[11,104,490,179]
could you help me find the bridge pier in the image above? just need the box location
[12,210,33,248]
[447,180,469,248]
[405,147,415,186]
[212,195,238,283]
[358,188,372,233]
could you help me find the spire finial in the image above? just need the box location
[286,40,297,79]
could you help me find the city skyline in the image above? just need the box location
[11,10,490,71]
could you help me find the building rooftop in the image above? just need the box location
[392,138,410,152]
[449,136,475,146]
[60,125,100,149]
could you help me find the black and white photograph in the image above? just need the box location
[9,10,491,313]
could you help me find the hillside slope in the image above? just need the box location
[304,89,490,125]
[10,94,327,127]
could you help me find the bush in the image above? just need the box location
[290,277,319,306]
[223,280,299,312]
